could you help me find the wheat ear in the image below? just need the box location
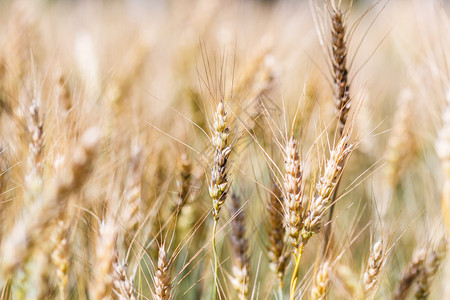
[311,261,331,300]
[363,240,384,295]
[331,7,351,136]
[50,219,70,300]
[24,99,43,209]
[175,153,192,213]
[414,238,447,299]
[121,146,143,237]
[91,218,118,300]
[282,136,305,300]
[325,4,353,249]
[283,137,304,247]
[153,244,172,300]
[113,259,136,300]
[229,193,250,300]
[209,100,231,299]
[267,184,289,291]
[394,249,426,300]
[302,135,353,240]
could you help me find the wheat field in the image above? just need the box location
[0,0,449,299]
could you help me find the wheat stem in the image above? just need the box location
[289,242,304,300]
[212,220,219,300]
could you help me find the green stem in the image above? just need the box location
[212,218,218,300]
[289,242,304,300]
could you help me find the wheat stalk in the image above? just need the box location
[209,99,232,299]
